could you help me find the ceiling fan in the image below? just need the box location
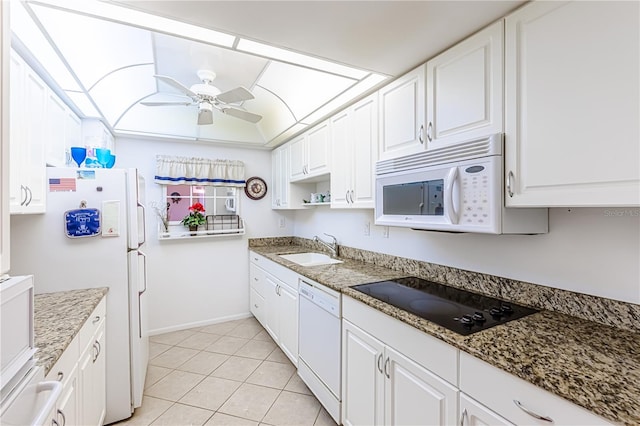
[141,70,262,125]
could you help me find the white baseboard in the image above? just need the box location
[148,311,253,336]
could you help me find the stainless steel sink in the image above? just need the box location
[279,252,343,267]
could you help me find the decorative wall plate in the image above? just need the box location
[244,176,267,200]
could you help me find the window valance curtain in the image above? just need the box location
[154,155,246,187]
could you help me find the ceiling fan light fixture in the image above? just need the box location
[198,102,214,125]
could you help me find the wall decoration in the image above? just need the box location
[244,176,267,200]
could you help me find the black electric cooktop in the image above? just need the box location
[352,277,537,335]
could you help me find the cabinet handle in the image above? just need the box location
[254,303,259,308]
[52,419,59,426]
[254,277,259,281]
[57,409,66,426]
[460,408,468,426]
[92,315,101,324]
[384,357,390,378]
[513,400,553,422]
[93,340,101,363]
[25,186,33,206]
[426,122,433,142]
[377,353,383,373]
[20,185,26,206]
[56,371,64,381]
[507,171,515,198]
[419,124,424,144]
[350,190,355,204]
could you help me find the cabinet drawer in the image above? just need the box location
[249,251,299,292]
[249,263,267,296]
[459,352,614,425]
[79,297,106,351]
[45,334,79,386]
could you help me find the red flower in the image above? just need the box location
[189,202,205,213]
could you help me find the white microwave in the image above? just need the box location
[375,134,548,234]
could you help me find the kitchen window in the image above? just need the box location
[156,184,244,239]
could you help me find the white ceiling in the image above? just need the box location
[112,1,525,77]
[13,0,525,148]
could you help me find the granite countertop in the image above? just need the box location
[34,288,109,376]
[250,244,640,425]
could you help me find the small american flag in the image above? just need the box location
[49,178,77,192]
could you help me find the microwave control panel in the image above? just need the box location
[460,164,492,227]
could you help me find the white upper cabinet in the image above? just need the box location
[9,49,47,214]
[378,65,426,161]
[426,20,503,149]
[331,93,378,209]
[505,1,640,207]
[271,146,289,209]
[1,1,9,275]
[45,93,81,167]
[289,121,331,182]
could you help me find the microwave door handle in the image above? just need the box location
[444,167,460,224]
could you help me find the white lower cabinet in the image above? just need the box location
[45,297,106,426]
[249,252,298,365]
[342,298,458,426]
[460,393,514,426]
[78,319,106,426]
[459,351,614,425]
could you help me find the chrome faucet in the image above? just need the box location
[313,233,339,258]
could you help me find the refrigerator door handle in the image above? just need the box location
[138,251,147,295]
[138,202,146,247]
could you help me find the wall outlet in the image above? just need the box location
[278,217,286,228]
[363,221,370,236]
[382,226,389,238]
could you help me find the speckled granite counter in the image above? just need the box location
[34,288,108,376]
[249,240,640,425]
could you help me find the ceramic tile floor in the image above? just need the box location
[112,317,338,426]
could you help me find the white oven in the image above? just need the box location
[297,279,341,424]
[375,133,548,234]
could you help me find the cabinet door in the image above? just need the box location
[505,1,640,206]
[379,65,426,161]
[289,135,307,181]
[306,121,330,176]
[263,274,280,344]
[385,346,458,426]
[351,94,378,208]
[277,283,298,365]
[342,320,385,426]
[56,367,79,426]
[426,20,503,149]
[9,50,25,211]
[0,3,7,275]
[45,93,68,167]
[21,66,47,213]
[79,323,106,426]
[460,393,514,426]
[330,109,352,208]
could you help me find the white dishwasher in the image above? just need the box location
[297,279,341,424]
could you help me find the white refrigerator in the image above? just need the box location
[9,167,149,424]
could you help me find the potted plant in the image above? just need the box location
[181,202,206,234]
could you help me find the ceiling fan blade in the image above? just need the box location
[154,75,199,99]
[141,101,193,106]
[216,86,255,104]
[222,107,262,123]
[198,108,213,125]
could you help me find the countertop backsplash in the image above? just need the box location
[249,237,640,334]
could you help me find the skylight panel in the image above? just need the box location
[10,2,81,91]
[237,39,369,80]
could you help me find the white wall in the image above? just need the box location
[292,207,640,304]
[116,136,294,334]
